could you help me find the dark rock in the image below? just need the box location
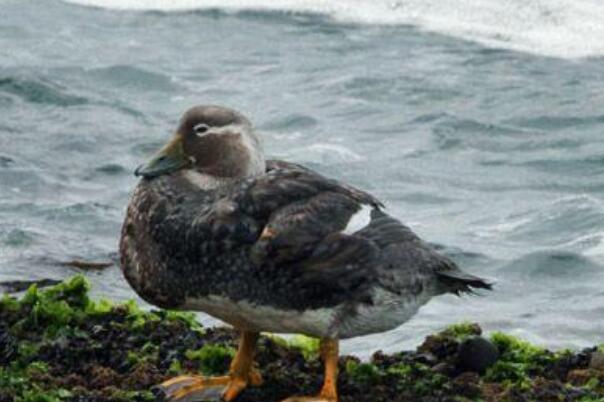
[0,324,17,364]
[59,260,113,271]
[418,334,459,360]
[567,368,604,386]
[531,377,567,402]
[548,350,580,381]
[432,362,456,376]
[456,336,499,374]
[413,352,438,365]
[589,351,604,371]
[451,372,482,399]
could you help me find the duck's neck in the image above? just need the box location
[182,156,266,192]
[180,170,240,190]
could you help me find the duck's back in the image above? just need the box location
[120,160,489,338]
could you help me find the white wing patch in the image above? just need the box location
[342,204,373,235]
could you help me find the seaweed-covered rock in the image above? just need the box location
[0,277,603,402]
[590,351,604,371]
[0,278,61,293]
[0,322,18,364]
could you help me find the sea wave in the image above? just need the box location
[0,76,88,107]
[474,195,604,248]
[63,0,604,58]
[500,250,602,279]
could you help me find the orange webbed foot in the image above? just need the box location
[222,367,263,401]
[156,370,263,401]
[156,375,230,401]
[156,331,262,401]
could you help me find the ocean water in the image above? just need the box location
[1,0,604,357]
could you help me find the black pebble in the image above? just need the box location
[457,336,499,374]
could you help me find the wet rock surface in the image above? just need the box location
[0,278,62,293]
[457,337,499,374]
[1,277,603,402]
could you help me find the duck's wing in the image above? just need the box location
[245,159,383,213]
[356,209,492,295]
[237,162,490,300]
[227,160,383,304]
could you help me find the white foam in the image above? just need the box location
[64,0,604,59]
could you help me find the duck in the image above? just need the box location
[119,105,491,402]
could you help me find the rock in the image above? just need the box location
[0,278,61,293]
[456,336,499,374]
[59,259,113,270]
[432,362,455,376]
[451,372,482,399]
[0,324,17,365]
[418,334,459,360]
[590,351,604,371]
[4,276,604,402]
[567,368,604,386]
[413,352,438,365]
[531,377,568,402]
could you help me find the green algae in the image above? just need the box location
[386,362,413,377]
[0,363,72,402]
[360,358,449,396]
[163,310,203,331]
[168,359,182,375]
[103,389,155,402]
[286,335,321,360]
[484,331,554,387]
[185,344,236,375]
[1,293,20,311]
[16,276,90,337]
[265,334,320,360]
[345,360,380,385]
[390,362,447,396]
[441,322,482,341]
[126,341,159,366]
[359,351,452,398]
[489,332,552,364]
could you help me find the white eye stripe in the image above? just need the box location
[193,123,250,139]
[194,123,210,136]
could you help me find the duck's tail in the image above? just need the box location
[436,268,493,295]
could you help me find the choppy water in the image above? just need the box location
[1,0,604,357]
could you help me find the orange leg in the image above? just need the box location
[157,331,262,401]
[281,338,339,402]
[223,331,263,400]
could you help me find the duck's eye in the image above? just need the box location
[194,123,210,136]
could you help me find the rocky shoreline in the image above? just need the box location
[1,276,603,402]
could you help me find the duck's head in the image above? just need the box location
[135,105,265,179]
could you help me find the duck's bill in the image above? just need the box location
[134,135,191,178]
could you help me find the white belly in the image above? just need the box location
[183,295,340,338]
[183,286,434,339]
[338,287,433,338]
